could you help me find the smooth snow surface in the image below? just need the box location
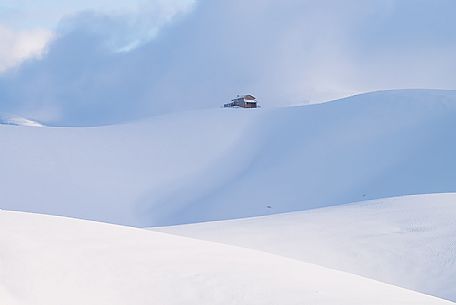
[0,210,454,305]
[1,89,456,226]
[157,193,456,302]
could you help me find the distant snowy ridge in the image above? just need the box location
[0,89,456,226]
[0,113,43,127]
[0,210,454,305]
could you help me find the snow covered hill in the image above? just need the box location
[1,89,456,226]
[157,193,456,302]
[0,114,43,127]
[0,210,454,305]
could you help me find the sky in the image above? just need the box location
[0,0,455,126]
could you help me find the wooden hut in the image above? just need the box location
[224,95,258,108]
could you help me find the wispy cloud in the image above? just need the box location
[57,0,196,52]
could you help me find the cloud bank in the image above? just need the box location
[0,0,195,70]
[0,0,455,126]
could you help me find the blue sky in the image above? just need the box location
[0,0,455,125]
[1,0,190,28]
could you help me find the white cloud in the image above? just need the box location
[0,25,53,72]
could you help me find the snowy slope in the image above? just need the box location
[0,210,454,305]
[157,193,456,302]
[0,114,43,127]
[1,89,456,226]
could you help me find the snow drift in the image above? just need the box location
[0,210,454,305]
[158,193,456,302]
[0,89,456,226]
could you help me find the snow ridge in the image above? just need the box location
[0,210,454,305]
[157,193,456,302]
